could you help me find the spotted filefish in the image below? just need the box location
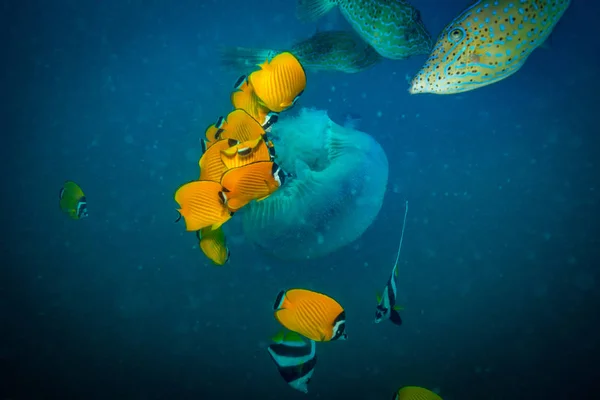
[296,0,433,60]
[219,30,382,74]
[409,0,571,95]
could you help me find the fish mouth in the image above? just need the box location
[407,79,421,95]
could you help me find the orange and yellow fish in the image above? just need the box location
[199,138,239,182]
[174,180,233,231]
[221,161,285,211]
[176,50,304,257]
[249,52,306,113]
[273,288,347,342]
[218,109,267,142]
[231,76,273,126]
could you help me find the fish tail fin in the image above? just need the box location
[219,46,280,71]
[389,308,403,326]
[296,0,337,22]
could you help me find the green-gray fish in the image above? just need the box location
[296,0,433,60]
[219,30,382,74]
[409,0,571,95]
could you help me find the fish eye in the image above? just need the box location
[448,27,465,42]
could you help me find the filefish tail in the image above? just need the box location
[219,46,280,71]
[296,0,337,22]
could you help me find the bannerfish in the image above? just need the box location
[248,52,307,113]
[219,30,382,74]
[197,226,230,266]
[274,288,347,342]
[59,181,88,220]
[220,161,285,211]
[174,180,233,231]
[296,0,433,60]
[267,331,317,393]
[409,0,571,94]
[230,75,273,126]
[375,200,408,326]
[394,386,443,400]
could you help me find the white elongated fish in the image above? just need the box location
[375,200,408,326]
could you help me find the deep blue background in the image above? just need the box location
[3,0,599,399]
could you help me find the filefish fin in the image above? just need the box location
[296,0,337,22]
[389,308,403,326]
[393,305,404,311]
[376,293,382,303]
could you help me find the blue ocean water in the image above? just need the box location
[3,0,599,399]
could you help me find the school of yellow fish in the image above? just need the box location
[173,52,307,266]
[58,1,572,397]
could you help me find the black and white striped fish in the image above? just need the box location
[267,331,317,393]
[375,200,408,326]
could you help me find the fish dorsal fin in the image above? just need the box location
[258,57,271,70]
[392,200,409,270]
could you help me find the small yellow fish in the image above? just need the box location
[249,52,307,113]
[394,386,442,400]
[220,161,285,211]
[174,180,233,231]
[197,226,230,266]
[59,181,88,220]
[273,288,347,342]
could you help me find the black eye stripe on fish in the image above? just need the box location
[232,75,247,90]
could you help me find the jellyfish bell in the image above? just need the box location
[242,108,388,260]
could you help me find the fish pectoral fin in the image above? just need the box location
[393,305,404,311]
[271,331,285,343]
[389,308,403,326]
[376,293,382,303]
